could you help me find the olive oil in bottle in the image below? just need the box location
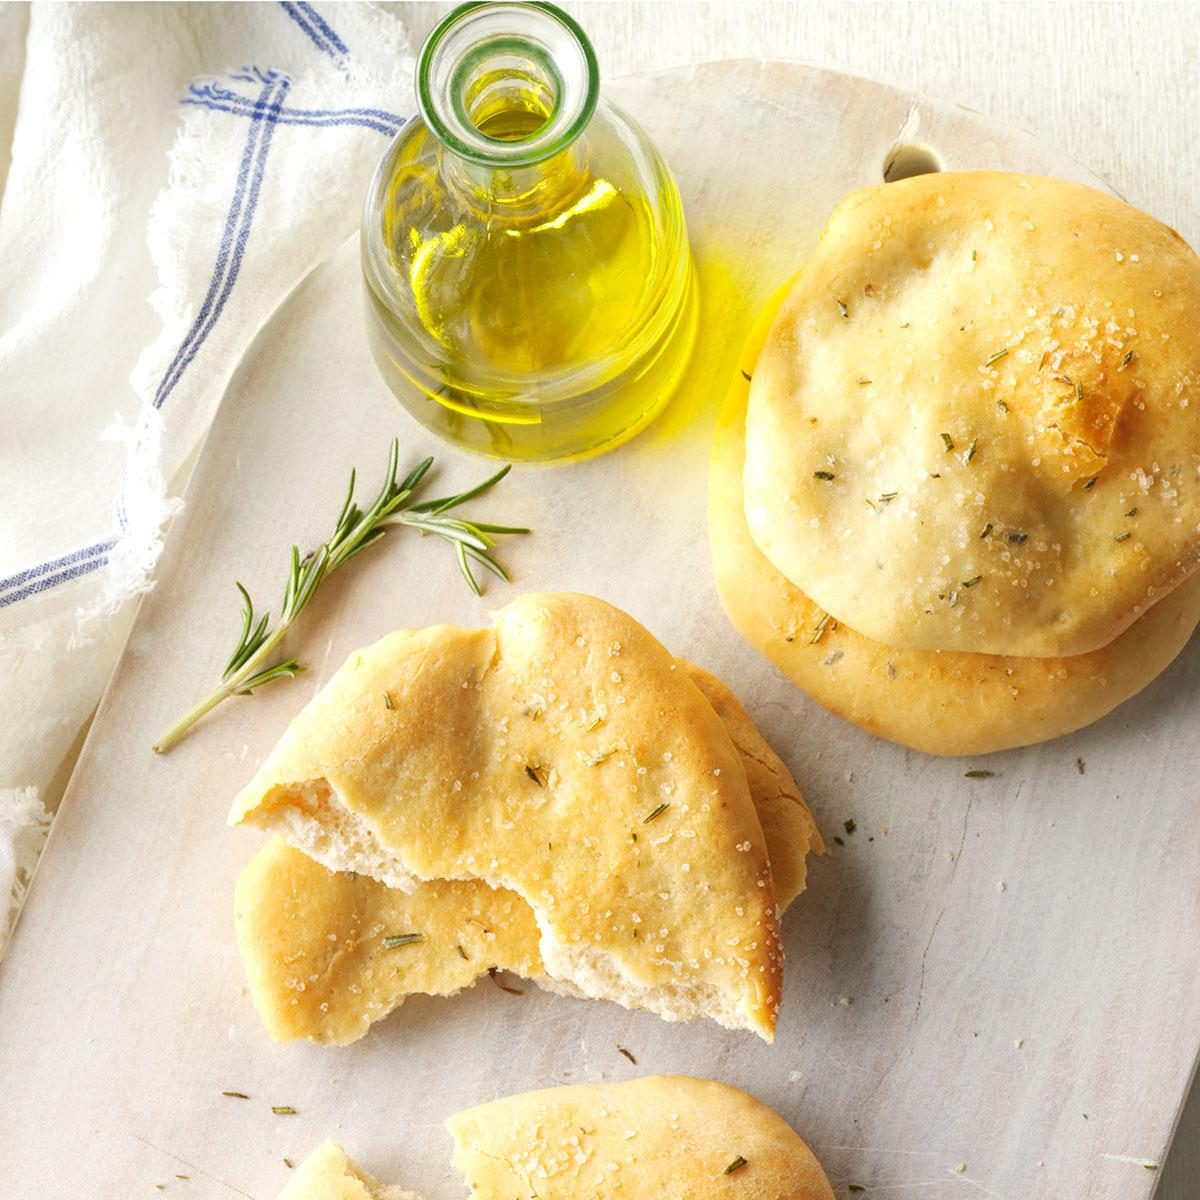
[361,1,697,462]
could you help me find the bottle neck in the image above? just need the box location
[417,1,599,196]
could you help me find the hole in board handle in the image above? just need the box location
[883,143,944,182]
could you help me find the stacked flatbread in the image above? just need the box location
[713,171,1200,755]
[232,593,821,1043]
[275,1075,834,1200]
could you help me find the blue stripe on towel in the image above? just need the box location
[154,74,291,410]
[280,1,349,59]
[182,94,401,137]
[184,83,403,128]
[0,539,118,600]
[0,544,115,609]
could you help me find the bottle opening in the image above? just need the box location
[418,2,598,167]
[462,50,557,142]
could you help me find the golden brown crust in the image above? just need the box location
[235,666,819,1045]
[235,838,544,1045]
[231,594,783,1038]
[713,283,1200,756]
[745,172,1200,658]
[447,1075,835,1200]
[682,661,824,906]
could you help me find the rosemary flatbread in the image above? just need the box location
[235,664,820,1045]
[447,1075,834,1199]
[231,594,793,1039]
[276,1077,833,1199]
[714,284,1200,755]
[744,172,1200,659]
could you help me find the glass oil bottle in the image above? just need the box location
[361,1,698,462]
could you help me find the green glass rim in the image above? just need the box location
[416,1,600,168]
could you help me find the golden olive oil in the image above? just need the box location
[361,4,697,462]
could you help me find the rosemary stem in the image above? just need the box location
[152,683,234,754]
[152,624,291,753]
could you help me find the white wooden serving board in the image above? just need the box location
[2,60,1197,1200]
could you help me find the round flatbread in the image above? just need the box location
[744,172,1200,658]
[713,284,1200,756]
[447,1075,835,1200]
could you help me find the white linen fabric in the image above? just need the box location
[0,1,415,951]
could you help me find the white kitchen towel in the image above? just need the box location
[0,1,415,952]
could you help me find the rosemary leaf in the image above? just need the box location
[813,470,836,481]
[383,933,425,949]
[724,1156,749,1175]
[984,348,1009,367]
[643,802,670,824]
[940,433,955,452]
[271,1106,297,1116]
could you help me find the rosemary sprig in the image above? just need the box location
[152,439,528,753]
